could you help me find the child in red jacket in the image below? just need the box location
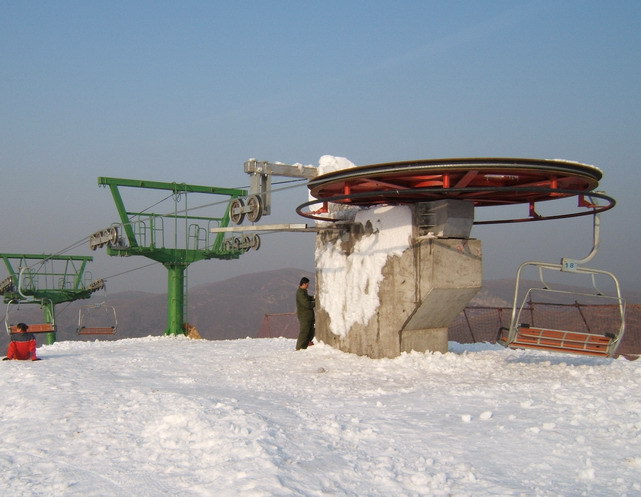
[4,323,39,361]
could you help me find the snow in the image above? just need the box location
[316,205,413,337]
[314,155,416,337]
[316,155,357,176]
[310,155,361,223]
[2,336,641,497]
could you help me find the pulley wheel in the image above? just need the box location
[246,195,263,223]
[230,198,245,225]
[242,235,253,252]
[252,233,261,251]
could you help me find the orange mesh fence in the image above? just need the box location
[258,312,299,339]
[260,305,640,355]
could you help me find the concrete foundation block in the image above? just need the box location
[315,223,482,359]
[400,328,449,354]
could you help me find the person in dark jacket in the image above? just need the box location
[295,277,315,350]
[4,323,39,361]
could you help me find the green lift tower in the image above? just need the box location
[1,253,102,344]
[92,177,260,336]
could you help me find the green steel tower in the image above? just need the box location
[0,253,101,344]
[93,177,256,336]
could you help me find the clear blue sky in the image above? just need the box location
[1,0,640,295]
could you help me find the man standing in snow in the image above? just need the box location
[295,277,315,350]
[3,322,39,361]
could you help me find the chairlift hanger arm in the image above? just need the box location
[561,210,600,270]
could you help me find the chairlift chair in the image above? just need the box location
[4,300,57,335]
[77,302,118,335]
[498,261,625,357]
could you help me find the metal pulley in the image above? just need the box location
[223,233,261,252]
[0,276,13,295]
[87,278,106,292]
[250,233,261,250]
[246,195,262,223]
[89,226,119,250]
[229,198,245,224]
[229,195,263,225]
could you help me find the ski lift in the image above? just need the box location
[4,299,57,334]
[499,211,625,357]
[77,302,118,335]
[498,262,625,357]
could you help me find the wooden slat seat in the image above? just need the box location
[77,326,116,335]
[502,326,612,357]
[9,323,56,334]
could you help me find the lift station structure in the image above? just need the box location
[290,157,621,358]
[1,253,104,344]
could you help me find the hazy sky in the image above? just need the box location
[1,1,640,296]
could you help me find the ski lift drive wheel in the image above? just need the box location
[230,198,245,225]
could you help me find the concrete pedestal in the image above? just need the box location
[315,235,482,359]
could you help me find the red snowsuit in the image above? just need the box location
[6,331,38,360]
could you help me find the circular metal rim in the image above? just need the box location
[309,157,602,186]
[296,187,615,225]
[307,158,602,207]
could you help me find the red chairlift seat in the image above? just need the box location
[499,325,614,357]
[77,326,116,335]
[498,261,625,358]
[9,323,56,334]
[4,300,57,335]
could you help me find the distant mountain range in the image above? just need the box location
[2,268,639,354]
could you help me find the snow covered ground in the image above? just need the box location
[2,336,640,497]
